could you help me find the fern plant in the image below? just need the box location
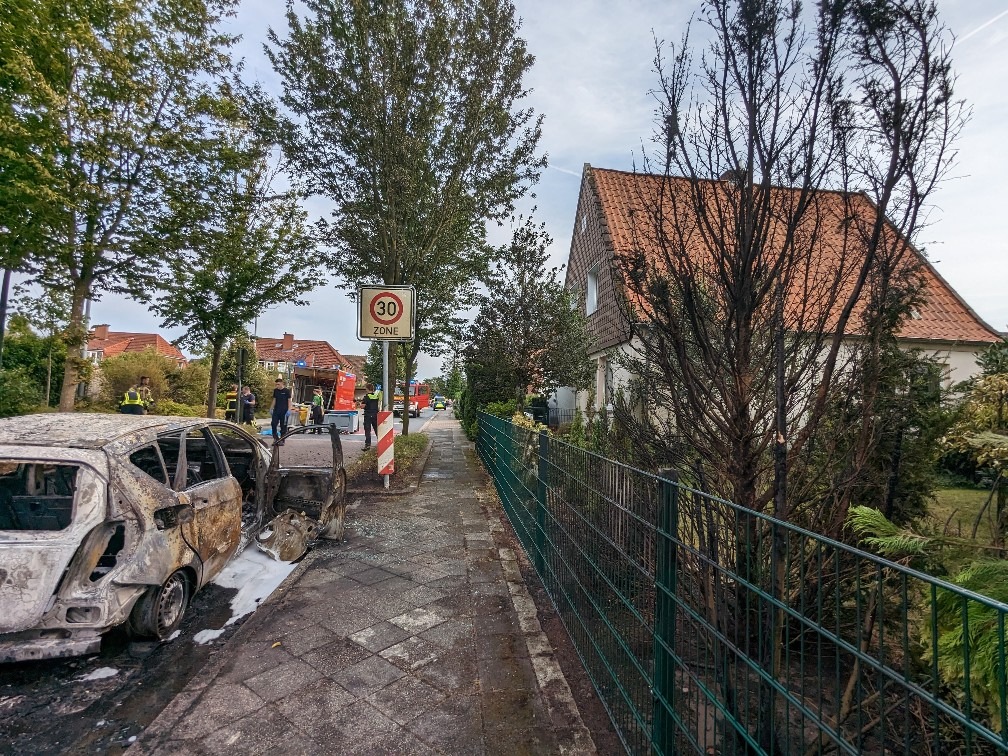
[849,505,1008,730]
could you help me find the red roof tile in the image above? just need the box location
[589,167,1000,345]
[254,336,349,371]
[87,331,187,364]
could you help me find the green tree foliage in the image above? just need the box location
[464,215,592,405]
[0,368,41,417]
[0,0,65,270]
[166,361,210,408]
[943,341,1008,541]
[7,0,241,411]
[1,313,67,406]
[266,0,545,433]
[218,335,271,416]
[134,132,317,417]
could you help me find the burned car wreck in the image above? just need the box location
[0,415,345,663]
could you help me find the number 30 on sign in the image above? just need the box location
[357,286,416,341]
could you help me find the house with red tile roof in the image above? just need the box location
[564,164,1002,410]
[87,324,187,366]
[254,333,355,406]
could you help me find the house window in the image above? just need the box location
[586,265,599,315]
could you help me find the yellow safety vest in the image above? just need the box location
[122,390,144,406]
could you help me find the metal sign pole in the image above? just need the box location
[382,339,390,489]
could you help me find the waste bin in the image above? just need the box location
[324,410,359,434]
[527,396,549,425]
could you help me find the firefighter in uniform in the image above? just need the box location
[119,384,146,415]
[361,383,381,450]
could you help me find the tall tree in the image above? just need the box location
[10,0,240,410]
[609,1,964,748]
[134,132,317,417]
[615,0,963,527]
[266,0,545,432]
[465,215,592,404]
[0,0,68,361]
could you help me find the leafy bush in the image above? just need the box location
[99,349,178,404]
[155,399,205,417]
[0,368,42,417]
[485,399,519,419]
[167,361,210,406]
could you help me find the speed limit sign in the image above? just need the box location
[357,286,416,341]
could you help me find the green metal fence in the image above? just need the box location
[476,413,1008,755]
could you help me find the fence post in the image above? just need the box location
[535,429,548,575]
[653,470,679,755]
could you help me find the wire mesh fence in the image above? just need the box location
[476,413,1008,755]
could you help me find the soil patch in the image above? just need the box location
[346,433,432,493]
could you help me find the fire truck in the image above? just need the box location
[392,380,431,418]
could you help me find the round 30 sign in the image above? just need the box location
[357,285,416,341]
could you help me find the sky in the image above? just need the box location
[88,1,1008,378]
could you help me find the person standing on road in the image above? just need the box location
[361,383,381,450]
[269,378,292,441]
[240,386,256,426]
[119,384,146,415]
[310,387,325,432]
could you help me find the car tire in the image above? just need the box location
[128,569,191,640]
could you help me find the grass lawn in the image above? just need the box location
[930,486,997,542]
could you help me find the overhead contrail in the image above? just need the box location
[959,8,1008,44]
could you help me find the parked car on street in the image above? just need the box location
[432,396,446,411]
[0,415,345,663]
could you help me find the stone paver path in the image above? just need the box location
[138,414,595,755]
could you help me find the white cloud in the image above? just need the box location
[92,0,1008,378]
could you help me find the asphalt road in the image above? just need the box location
[0,407,445,754]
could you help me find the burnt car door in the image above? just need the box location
[206,423,269,547]
[258,425,346,561]
[163,429,242,581]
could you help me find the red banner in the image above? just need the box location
[335,370,356,410]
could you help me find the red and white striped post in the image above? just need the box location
[377,410,394,488]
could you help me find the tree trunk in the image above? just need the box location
[58,282,89,411]
[207,341,224,418]
[400,343,412,436]
[0,267,11,369]
[45,347,53,406]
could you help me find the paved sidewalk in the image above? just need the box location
[137,414,595,755]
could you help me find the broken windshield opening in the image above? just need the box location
[0,462,79,531]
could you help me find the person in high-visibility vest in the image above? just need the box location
[361,383,381,450]
[119,384,146,415]
[310,387,325,433]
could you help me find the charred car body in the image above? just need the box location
[0,415,345,663]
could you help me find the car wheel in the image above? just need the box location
[128,569,191,639]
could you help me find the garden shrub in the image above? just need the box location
[0,368,42,417]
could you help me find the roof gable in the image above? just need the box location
[87,330,187,363]
[254,336,348,370]
[584,166,1000,345]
